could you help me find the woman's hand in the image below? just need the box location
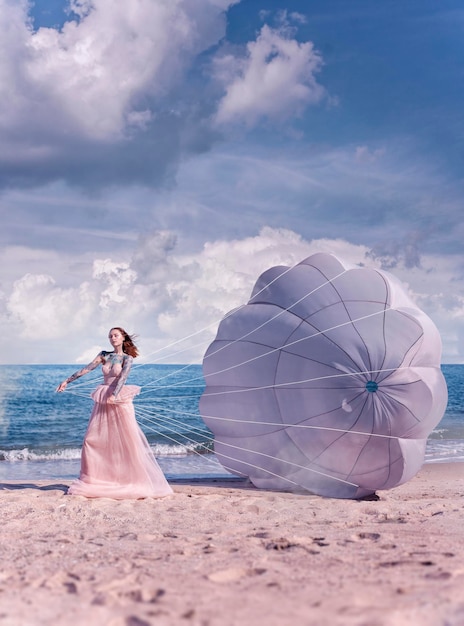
[107,394,117,404]
[56,381,68,393]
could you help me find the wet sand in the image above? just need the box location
[1,463,463,626]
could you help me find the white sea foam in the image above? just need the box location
[0,441,211,463]
[0,450,230,482]
[424,439,464,463]
[0,447,82,462]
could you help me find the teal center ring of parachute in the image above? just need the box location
[200,252,448,499]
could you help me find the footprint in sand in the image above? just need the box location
[207,567,266,583]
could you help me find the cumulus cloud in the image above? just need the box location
[24,1,207,140]
[4,228,366,362]
[10,0,235,139]
[8,225,462,365]
[0,1,330,189]
[214,23,325,126]
[0,0,237,189]
[131,230,178,286]
[93,259,137,308]
[0,227,438,360]
[0,0,325,189]
[6,273,94,339]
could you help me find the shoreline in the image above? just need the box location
[1,452,463,485]
[1,462,463,626]
[1,458,463,488]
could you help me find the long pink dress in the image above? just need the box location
[68,357,173,499]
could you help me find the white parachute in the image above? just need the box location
[200,253,448,498]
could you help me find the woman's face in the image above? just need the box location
[108,328,124,349]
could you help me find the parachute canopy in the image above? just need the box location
[200,253,447,499]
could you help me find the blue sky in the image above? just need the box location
[1,0,463,364]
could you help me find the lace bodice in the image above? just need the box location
[100,351,133,397]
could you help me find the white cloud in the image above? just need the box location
[131,230,178,286]
[92,259,137,308]
[0,2,328,189]
[7,226,462,365]
[154,229,373,361]
[214,24,325,126]
[7,273,94,339]
[389,255,464,364]
[0,0,238,187]
[11,0,226,139]
[4,228,364,361]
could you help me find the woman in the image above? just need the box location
[56,327,173,499]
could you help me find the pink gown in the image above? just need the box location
[68,358,173,499]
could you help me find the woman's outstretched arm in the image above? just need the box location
[56,352,104,392]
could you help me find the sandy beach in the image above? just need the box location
[1,463,463,626]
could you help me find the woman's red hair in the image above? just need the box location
[110,327,139,358]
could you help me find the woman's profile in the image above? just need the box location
[56,327,173,499]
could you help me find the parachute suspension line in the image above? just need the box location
[63,265,357,396]
[136,401,204,423]
[138,419,212,461]
[138,411,306,490]
[139,365,203,392]
[131,260,305,374]
[135,390,206,403]
[132,344,206,370]
[137,305,396,396]
[214,443,360,489]
[59,389,94,399]
[59,265,398,493]
[201,366,411,396]
[133,265,351,392]
[136,406,212,449]
[134,407,223,473]
[204,267,350,363]
[200,307,398,387]
[198,412,403,441]
[66,265,352,398]
[135,409,201,446]
[135,405,360,488]
[136,399,405,442]
[60,375,105,391]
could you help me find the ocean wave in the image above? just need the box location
[1,438,461,464]
[154,441,213,456]
[0,441,212,462]
[0,447,82,462]
[425,439,464,463]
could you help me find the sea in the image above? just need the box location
[0,364,463,482]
